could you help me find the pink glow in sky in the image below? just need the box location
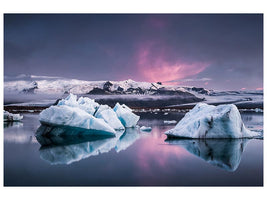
[136,43,210,84]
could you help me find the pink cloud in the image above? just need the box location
[136,42,210,84]
[256,87,263,90]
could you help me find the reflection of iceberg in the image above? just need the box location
[165,138,250,171]
[115,128,141,152]
[36,125,141,165]
[4,121,23,128]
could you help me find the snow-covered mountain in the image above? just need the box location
[4,75,262,110]
[4,74,212,95]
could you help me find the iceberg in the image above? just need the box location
[165,103,262,139]
[39,105,116,136]
[113,103,140,127]
[38,94,140,137]
[140,126,152,132]
[4,110,23,122]
[95,105,125,130]
[165,139,249,171]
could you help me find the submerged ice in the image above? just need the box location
[165,103,262,139]
[39,94,140,136]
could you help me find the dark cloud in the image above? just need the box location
[4,14,263,90]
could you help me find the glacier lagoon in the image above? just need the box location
[4,111,263,186]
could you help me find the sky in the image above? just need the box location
[4,14,263,90]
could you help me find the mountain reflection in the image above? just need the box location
[165,138,250,171]
[36,125,141,165]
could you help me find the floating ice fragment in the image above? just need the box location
[140,126,152,132]
[4,110,23,122]
[164,120,177,124]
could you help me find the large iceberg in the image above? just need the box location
[165,103,262,139]
[4,110,23,122]
[113,103,140,128]
[39,105,116,136]
[38,94,140,137]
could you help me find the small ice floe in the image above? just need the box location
[254,108,263,113]
[39,93,140,137]
[140,126,152,132]
[165,103,262,139]
[164,120,177,124]
[4,110,23,122]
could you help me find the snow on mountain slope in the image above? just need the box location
[4,74,200,95]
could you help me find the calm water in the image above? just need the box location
[4,112,263,186]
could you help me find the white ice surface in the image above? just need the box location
[95,105,125,130]
[58,93,99,115]
[4,110,23,122]
[113,103,140,128]
[140,126,152,132]
[165,103,262,139]
[39,105,116,136]
[163,120,177,124]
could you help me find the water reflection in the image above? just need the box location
[165,138,251,171]
[4,121,23,129]
[36,125,142,165]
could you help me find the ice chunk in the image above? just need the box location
[77,96,99,115]
[115,128,140,152]
[165,103,262,139]
[113,103,140,127]
[39,105,116,136]
[58,94,99,115]
[140,126,152,132]
[95,105,125,130]
[4,110,23,122]
[165,139,249,171]
[164,120,177,124]
[57,93,79,107]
